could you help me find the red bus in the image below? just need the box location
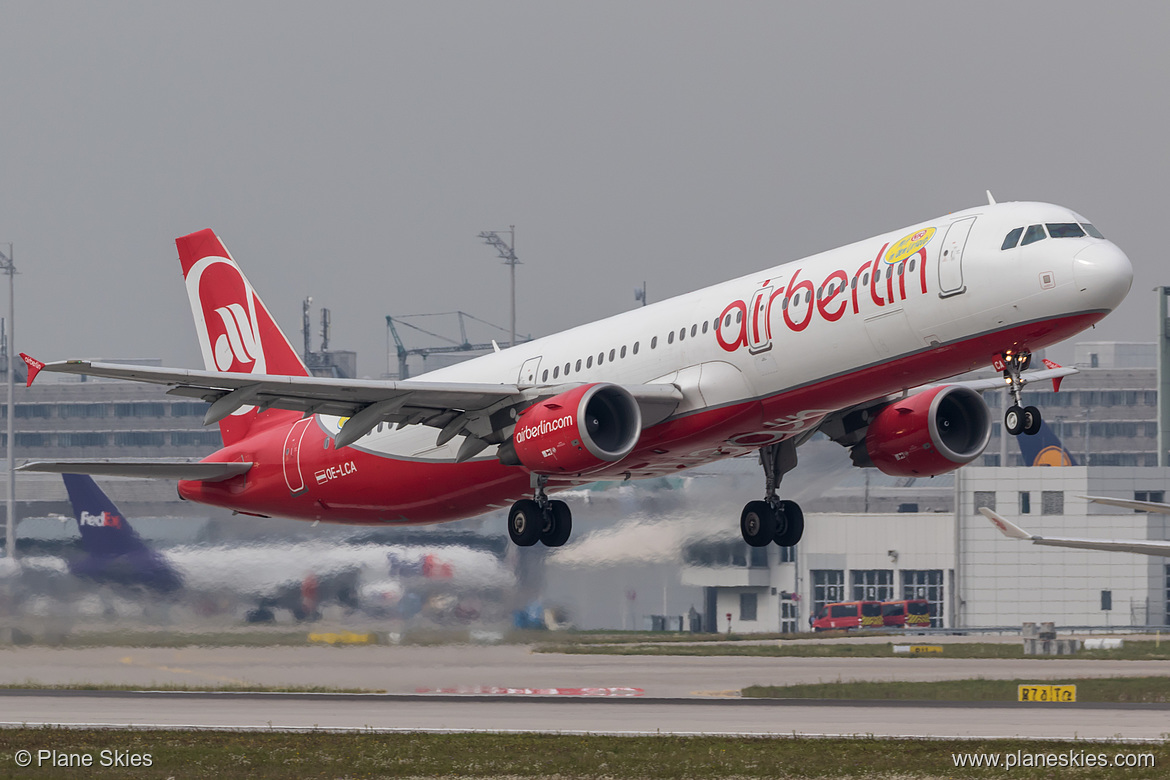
[810,600,883,631]
[880,599,931,628]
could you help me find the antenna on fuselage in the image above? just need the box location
[986,190,997,206]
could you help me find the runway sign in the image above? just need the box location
[1018,684,1077,702]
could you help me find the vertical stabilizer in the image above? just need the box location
[176,229,308,445]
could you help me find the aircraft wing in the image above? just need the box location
[22,357,683,453]
[980,507,1170,557]
[16,460,252,481]
[936,365,1078,393]
[1082,495,1170,516]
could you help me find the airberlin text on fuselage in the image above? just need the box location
[716,236,932,354]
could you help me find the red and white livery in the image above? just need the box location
[21,197,1133,549]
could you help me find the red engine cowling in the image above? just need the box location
[864,385,991,477]
[510,383,642,475]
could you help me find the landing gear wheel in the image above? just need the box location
[741,500,777,547]
[541,500,573,547]
[508,499,543,547]
[773,500,804,547]
[1022,405,1042,436]
[1004,405,1025,437]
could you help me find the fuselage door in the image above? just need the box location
[937,216,976,298]
[517,356,542,386]
[283,417,314,496]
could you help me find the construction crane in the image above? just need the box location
[386,311,531,380]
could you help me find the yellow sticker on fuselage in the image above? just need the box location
[885,227,936,264]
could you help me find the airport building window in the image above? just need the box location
[780,599,798,634]
[1134,491,1166,511]
[748,545,768,568]
[902,569,945,627]
[851,569,894,602]
[1101,590,1112,611]
[974,491,996,512]
[1001,227,1024,250]
[811,570,845,616]
[14,433,51,447]
[171,431,223,447]
[778,543,795,563]
[170,402,209,417]
[1041,491,1064,515]
[115,402,168,418]
[59,432,109,447]
[59,403,109,419]
[15,404,52,419]
[1019,491,1031,514]
[114,432,165,447]
[739,592,758,622]
[1165,565,1170,625]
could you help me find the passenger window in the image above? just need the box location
[668,331,675,344]
[553,366,560,379]
[1047,223,1085,239]
[690,324,697,337]
[701,321,708,334]
[620,346,626,358]
[724,314,732,327]
[651,336,657,349]
[1021,224,1046,246]
[897,262,904,276]
[575,359,582,372]
[804,291,811,304]
[1082,223,1105,239]
[609,349,616,361]
[633,341,639,355]
[1001,227,1024,250]
[851,276,858,289]
[564,362,570,374]
[908,258,916,273]
[863,272,870,285]
[678,328,686,342]
[542,369,548,382]
[586,356,593,369]
[736,311,742,323]
[598,352,604,365]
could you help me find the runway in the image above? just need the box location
[1,644,1168,740]
[2,690,1167,741]
[0,644,1164,699]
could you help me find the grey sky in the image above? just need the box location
[2,3,1165,377]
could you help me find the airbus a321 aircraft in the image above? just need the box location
[21,196,1133,550]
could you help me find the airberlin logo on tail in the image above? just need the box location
[185,256,268,379]
[213,303,261,371]
[716,229,935,354]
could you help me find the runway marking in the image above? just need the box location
[119,656,250,687]
[690,689,742,698]
[414,686,644,697]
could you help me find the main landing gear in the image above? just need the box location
[740,440,805,548]
[508,475,572,548]
[1001,350,1042,437]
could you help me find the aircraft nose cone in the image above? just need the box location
[1073,242,1133,311]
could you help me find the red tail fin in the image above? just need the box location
[177,229,307,446]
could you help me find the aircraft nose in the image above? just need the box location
[1073,242,1133,311]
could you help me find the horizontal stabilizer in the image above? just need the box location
[1082,495,1170,516]
[18,460,252,482]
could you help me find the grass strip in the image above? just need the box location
[0,681,379,694]
[0,729,1164,779]
[538,639,1170,661]
[743,676,1170,704]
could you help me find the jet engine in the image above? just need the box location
[501,383,642,475]
[859,385,991,477]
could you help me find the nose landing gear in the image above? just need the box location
[508,475,573,548]
[740,440,804,548]
[1001,350,1042,437]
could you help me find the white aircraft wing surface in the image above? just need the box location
[980,507,1170,557]
[1082,495,1170,516]
[24,358,683,451]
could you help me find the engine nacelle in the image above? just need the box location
[506,383,642,475]
[862,385,991,477]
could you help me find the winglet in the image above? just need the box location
[19,353,44,387]
[1041,358,1065,392]
[979,507,1033,540]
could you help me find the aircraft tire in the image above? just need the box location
[774,500,804,546]
[741,500,777,547]
[1022,406,1042,436]
[541,500,573,547]
[508,499,543,547]
[1004,405,1025,436]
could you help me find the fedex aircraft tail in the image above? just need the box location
[62,474,182,592]
[176,229,308,445]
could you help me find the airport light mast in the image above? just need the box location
[0,245,14,559]
[477,227,519,348]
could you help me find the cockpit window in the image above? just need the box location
[1082,223,1105,239]
[1021,224,1046,246]
[1001,227,1024,250]
[1047,223,1086,239]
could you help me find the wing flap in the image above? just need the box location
[17,460,253,482]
